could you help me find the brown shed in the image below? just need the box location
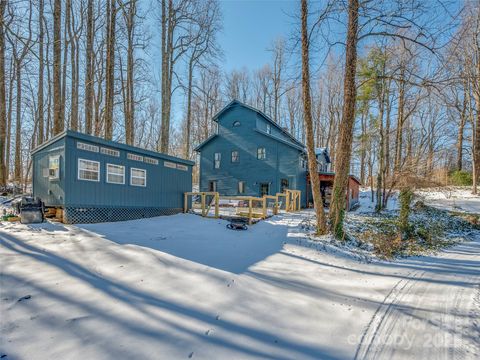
[306,172,361,211]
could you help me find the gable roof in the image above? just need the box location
[32,130,195,166]
[315,147,331,164]
[213,99,305,148]
[193,134,218,152]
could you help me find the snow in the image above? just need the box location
[357,187,399,213]
[1,208,479,359]
[416,187,480,214]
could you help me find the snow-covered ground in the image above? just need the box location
[1,207,479,359]
[416,187,480,214]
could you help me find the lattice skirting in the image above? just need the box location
[63,207,182,224]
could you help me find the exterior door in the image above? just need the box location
[259,183,269,197]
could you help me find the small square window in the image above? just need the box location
[49,155,60,180]
[266,124,271,134]
[231,151,239,163]
[257,147,266,160]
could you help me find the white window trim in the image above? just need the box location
[214,152,221,169]
[266,124,271,134]
[130,167,147,187]
[231,150,239,163]
[238,181,245,194]
[257,147,266,160]
[106,163,125,185]
[78,158,100,182]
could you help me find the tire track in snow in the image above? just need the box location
[354,270,424,360]
[355,245,480,360]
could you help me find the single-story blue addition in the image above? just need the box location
[31,130,194,224]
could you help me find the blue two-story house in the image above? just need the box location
[195,100,313,206]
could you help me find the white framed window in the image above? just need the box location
[164,161,176,169]
[257,147,266,160]
[106,164,125,184]
[214,153,221,169]
[301,157,307,169]
[176,164,188,171]
[127,153,143,162]
[77,142,99,153]
[231,151,239,163]
[238,181,245,194]
[49,155,60,180]
[78,159,100,182]
[266,124,271,134]
[144,157,159,165]
[130,168,146,187]
[101,147,120,157]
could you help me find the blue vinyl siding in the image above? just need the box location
[32,131,193,210]
[32,137,66,206]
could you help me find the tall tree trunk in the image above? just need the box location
[53,0,63,135]
[69,0,79,131]
[160,0,173,153]
[6,59,14,182]
[124,0,136,145]
[375,81,386,212]
[329,0,359,238]
[104,0,116,140]
[61,0,71,128]
[456,90,467,171]
[301,0,327,234]
[38,0,45,144]
[14,61,21,183]
[394,70,405,171]
[85,0,94,134]
[0,0,6,186]
[184,60,193,159]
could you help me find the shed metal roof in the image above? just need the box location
[31,130,195,166]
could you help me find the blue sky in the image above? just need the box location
[218,0,297,71]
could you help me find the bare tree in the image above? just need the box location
[53,0,63,135]
[0,0,7,186]
[104,0,117,140]
[329,0,359,237]
[301,0,327,234]
[85,0,94,134]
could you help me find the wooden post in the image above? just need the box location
[248,198,253,225]
[286,192,290,212]
[201,193,206,217]
[215,193,219,218]
[262,196,267,218]
[184,193,188,213]
[274,196,278,215]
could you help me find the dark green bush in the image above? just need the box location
[449,170,472,186]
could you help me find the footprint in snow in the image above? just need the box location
[17,295,31,302]
[205,329,213,336]
[188,352,194,358]
[215,315,220,320]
